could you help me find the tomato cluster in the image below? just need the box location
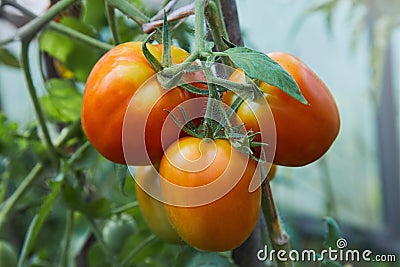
[82,42,339,251]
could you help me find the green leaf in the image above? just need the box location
[18,178,63,267]
[323,217,342,249]
[175,247,237,267]
[62,185,112,218]
[40,79,82,123]
[81,0,107,31]
[40,16,102,81]
[0,48,20,68]
[84,198,112,218]
[114,164,128,196]
[87,243,111,267]
[223,47,307,104]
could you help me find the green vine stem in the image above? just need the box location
[49,23,113,51]
[110,202,139,215]
[262,179,293,267]
[86,216,120,267]
[120,234,156,267]
[17,0,77,41]
[0,163,44,230]
[0,0,113,51]
[107,0,149,26]
[205,0,232,67]
[194,0,206,54]
[105,3,121,45]
[21,41,59,166]
[59,210,74,267]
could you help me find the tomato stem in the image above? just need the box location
[0,163,43,231]
[59,210,73,267]
[262,178,294,267]
[105,3,121,45]
[205,0,233,67]
[0,0,113,50]
[161,11,173,67]
[86,216,120,266]
[194,0,207,54]
[21,41,59,167]
[120,234,156,267]
[107,0,149,26]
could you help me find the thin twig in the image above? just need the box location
[142,0,210,33]
[150,0,179,22]
[262,179,293,267]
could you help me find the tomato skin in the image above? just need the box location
[267,164,277,181]
[159,137,261,252]
[224,52,340,166]
[81,42,193,165]
[135,166,183,244]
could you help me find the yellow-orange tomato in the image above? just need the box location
[135,166,183,244]
[224,52,340,166]
[81,42,193,165]
[159,137,261,252]
[267,164,277,181]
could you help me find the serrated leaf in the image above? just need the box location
[0,48,20,68]
[175,247,237,267]
[223,47,307,104]
[40,79,82,122]
[323,217,342,248]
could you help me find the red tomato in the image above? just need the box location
[223,52,340,166]
[81,42,195,165]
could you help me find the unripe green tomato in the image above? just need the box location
[0,240,17,267]
[135,166,183,244]
[102,214,137,253]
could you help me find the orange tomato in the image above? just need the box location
[81,42,194,165]
[224,52,340,166]
[135,166,183,244]
[159,137,261,251]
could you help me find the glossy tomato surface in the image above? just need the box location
[135,166,183,244]
[224,52,340,166]
[81,42,193,165]
[159,137,261,251]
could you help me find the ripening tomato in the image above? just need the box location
[267,164,277,181]
[159,137,261,252]
[81,42,195,165]
[223,52,340,166]
[135,166,183,244]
